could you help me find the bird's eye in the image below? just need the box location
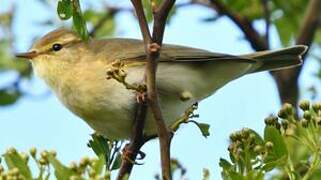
[52,43,63,51]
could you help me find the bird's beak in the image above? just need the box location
[15,51,38,60]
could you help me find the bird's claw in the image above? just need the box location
[121,144,145,165]
[136,91,147,103]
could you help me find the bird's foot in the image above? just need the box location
[136,91,147,103]
[122,144,145,165]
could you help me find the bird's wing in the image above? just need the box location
[102,39,305,72]
[109,38,255,64]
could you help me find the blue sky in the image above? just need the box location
[0,0,320,179]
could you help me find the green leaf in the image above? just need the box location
[3,150,32,179]
[0,89,21,106]
[249,129,264,145]
[264,126,288,158]
[83,10,116,37]
[71,0,89,41]
[263,126,288,169]
[275,18,294,46]
[219,158,233,170]
[47,154,74,180]
[57,0,72,20]
[88,134,110,166]
[111,153,122,170]
[142,0,155,23]
[190,121,210,138]
[197,123,210,137]
[92,155,105,174]
[262,155,287,171]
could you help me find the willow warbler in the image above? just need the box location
[16,28,307,139]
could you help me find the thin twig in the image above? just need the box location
[194,0,268,51]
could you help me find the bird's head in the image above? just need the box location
[15,28,86,86]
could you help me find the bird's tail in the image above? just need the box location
[242,45,308,73]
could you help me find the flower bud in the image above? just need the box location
[299,100,310,111]
[20,153,29,162]
[312,102,321,113]
[229,132,241,142]
[283,103,294,115]
[80,156,90,167]
[227,144,234,152]
[29,147,37,158]
[6,147,17,154]
[248,133,256,144]
[301,118,309,128]
[236,148,243,157]
[40,151,48,159]
[278,103,294,119]
[281,120,289,130]
[265,141,274,150]
[278,108,288,119]
[49,150,57,157]
[265,116,278,125]
[254,145,263,154]
[241,128,250,139]
[303,111,312,120]
[315,117,321,126]
[39,158,48,166]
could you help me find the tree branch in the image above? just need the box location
[130,0,152,44]
[194,0,268,51]
[116,102,148,180]
[271,0,321,105]
[89,6,133,37]
[196,0,321,106]
[261,0,271,48]
[129,1,176,179]
[295,0,321,59]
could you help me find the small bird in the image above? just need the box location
[16,28,307,140]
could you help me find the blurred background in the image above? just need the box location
[0,0,321,179]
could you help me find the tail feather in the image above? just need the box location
[242,45,308,73]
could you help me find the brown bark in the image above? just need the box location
[271,0,321,105]
[125,1,176,180]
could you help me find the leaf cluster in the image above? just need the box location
[220,101,321,180]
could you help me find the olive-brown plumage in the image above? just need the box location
[16,28,307,139]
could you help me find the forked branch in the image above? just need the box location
[117,0,176,180]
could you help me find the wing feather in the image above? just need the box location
[101,38,256,64]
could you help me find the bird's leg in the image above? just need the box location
[136,91,147,103]
[135,70,148,103]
